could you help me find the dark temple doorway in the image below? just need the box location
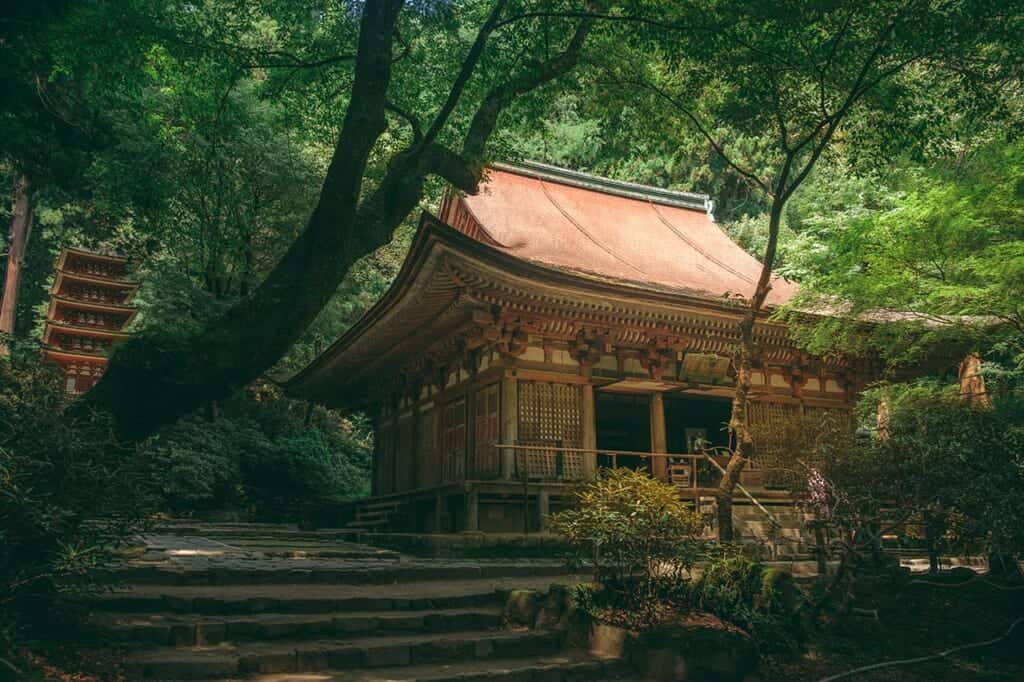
[665,394,732,487]
[595,392,651,471]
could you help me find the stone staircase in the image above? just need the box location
[85,527,628,681]
[733,505,818,561]
[344,499,403,534]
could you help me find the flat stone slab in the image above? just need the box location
[90,607,505,645]
[125,629,565,678]
[88,574,593,615]
[240,652,629,681]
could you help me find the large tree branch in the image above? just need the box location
[421,0,509,147]
[82,0,407,437]
[462,11,596,164]
[619,76,771,196]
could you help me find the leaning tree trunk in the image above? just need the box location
[716,196,784,541]
[80,0,596,440]
[0,174,34,358]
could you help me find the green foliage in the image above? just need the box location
[0,359,156,651]
[550,468,703,615]
[147,387,371,516]
[694,554,804,654]
[789,141,1024,376]
[840,382,1024,558]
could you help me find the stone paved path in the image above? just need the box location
[88,522,628,681]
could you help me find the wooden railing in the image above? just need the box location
[493,443,714,491]
[494,443,784,533]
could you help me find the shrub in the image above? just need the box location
[0,359,156,653]
[549,468,703,618]
[695,553,804,653]
[144,386,372,517]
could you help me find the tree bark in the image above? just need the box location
[716,194,785,540]
[81,0,406,436]
[0,174,34,358]
[81,1,595,440]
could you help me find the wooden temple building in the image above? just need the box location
[288,162,869,533]
[42,247,137,395]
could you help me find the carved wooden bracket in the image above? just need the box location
[570,329,610,366]
[646,336,689,379]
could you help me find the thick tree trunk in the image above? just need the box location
[0,174,33,358]
[80,1,595,440]
[716,196,784,540]
[81,0,406,437]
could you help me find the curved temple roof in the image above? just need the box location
[287,162,800,404]
[448,161,798,306]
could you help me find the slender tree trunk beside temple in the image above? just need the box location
[716,197,784,541]
[0,175,33,358]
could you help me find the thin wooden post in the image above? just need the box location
[650,393,668,481]
[500,376,518,479]
[582,383,597,479]
[434,490,444,533]
[464,488,479,532]
[538,488,551,532]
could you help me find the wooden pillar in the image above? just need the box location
[538,488,551,532]
[650,392,667,481]
[434,490,444,533]
[464,488,479,532]
[582,383,597,480]
[390,408,400,494]
[371,414,382,497]
[500,376,518,479]
[410,405,420,492]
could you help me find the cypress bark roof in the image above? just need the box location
[443,162,797,306]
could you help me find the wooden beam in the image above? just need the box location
[500,376,518,479]
[649,392,667,481]
[582,383,597,480]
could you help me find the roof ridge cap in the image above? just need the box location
[491,160,714,214]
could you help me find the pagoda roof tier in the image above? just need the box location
[41,347,111,365]
[47,296,139,326]
[42,321,132,345]
[56,246,129,267]
[52,269,140,293]
[444,162,798,306]
[287,212,812,408]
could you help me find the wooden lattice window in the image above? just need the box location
[748,400,799,427]
[747,401,798,478]
[472,383,501,478]
[417,407,437,488]
[803,405,854,431]
[517,381,584,480]
[440,398,467,483]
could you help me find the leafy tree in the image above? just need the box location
[65,0,614,439]
[789,141,1024,379]
[598,0,1023,539]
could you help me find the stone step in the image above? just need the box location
[355,509,391,520]
[125,629,565,679]
[108,560,574,587]
[91,607,505,646]
[359,501,403,513]
[152,525,361,541]
[347,519,389,529]
[88,575,585,615]
[240,653,629,681]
